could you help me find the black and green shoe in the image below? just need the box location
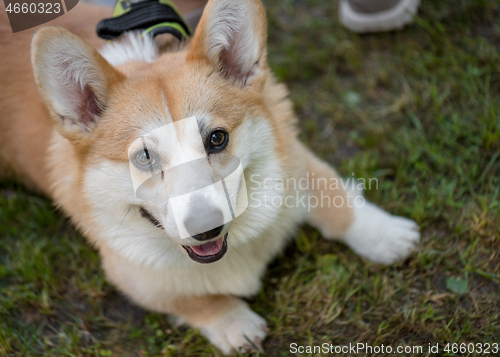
[96,0,191,41]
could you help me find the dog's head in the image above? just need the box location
[31,0,290,267]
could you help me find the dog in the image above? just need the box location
[0,0,420,354]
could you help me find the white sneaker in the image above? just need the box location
[339,0,421,33]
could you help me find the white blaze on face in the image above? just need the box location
[127,116,248,240]
[167,116,207,166]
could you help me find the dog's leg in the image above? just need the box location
[100,248,267,355]
[296,142,420,264]
[169,295,267,355]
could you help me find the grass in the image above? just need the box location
[1,0,500,355]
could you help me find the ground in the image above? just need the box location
[1,0,499,356]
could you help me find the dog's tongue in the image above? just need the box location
[190,237,223,256]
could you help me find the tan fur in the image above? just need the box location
[0,3,111,192]
[0,0,419,354]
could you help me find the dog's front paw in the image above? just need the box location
[200,302,268,355]
[343,202,420,264]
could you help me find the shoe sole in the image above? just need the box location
[339,0,421,33]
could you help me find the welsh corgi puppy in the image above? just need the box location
[0,0,420,354]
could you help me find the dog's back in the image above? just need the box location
[0,3,110,193]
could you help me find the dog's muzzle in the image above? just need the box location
[140,207,228,263]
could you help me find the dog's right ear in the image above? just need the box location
[31,27,123,142]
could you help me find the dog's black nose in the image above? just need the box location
[191,225,224,241]
[184,208,224,241]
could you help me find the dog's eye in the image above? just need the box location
[135,149,155,166]
[211,131,226,146]
[208,129,228,153]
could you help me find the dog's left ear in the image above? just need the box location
[31,27,123,142]
[187,0,268,86]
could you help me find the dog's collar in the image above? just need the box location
[96,0,191,41]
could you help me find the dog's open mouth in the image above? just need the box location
[182,234,228,264]
[140,206,228,264]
